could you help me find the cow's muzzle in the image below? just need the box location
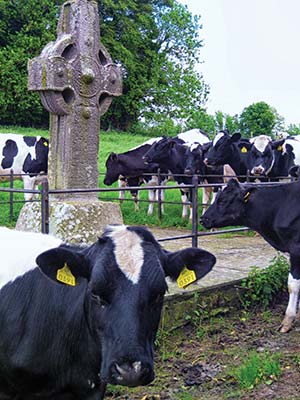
[109,360,154,387]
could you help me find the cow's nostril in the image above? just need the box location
[112,361,152,387]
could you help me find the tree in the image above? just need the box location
[286,123,300,136]
[0,0,208,131]
[239,101,279,138]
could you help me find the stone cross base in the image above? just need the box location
[16,201,123,245]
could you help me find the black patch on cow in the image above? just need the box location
[22,137,49,176]
[23,136,37,147]
[1,139,18,169]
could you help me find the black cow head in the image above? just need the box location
[142,137,174,164]
[205,131,241,166]
[200,179,256,229]
[36,225,216,388]
[104,152,121,185]
[184,143,206,176]
[271,140,295,178]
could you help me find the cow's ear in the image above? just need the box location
[110,152,118,161]
[237,141,251,152]
[271,139,285,150]
[162,247,216,282]
[230,132,241,143]
[36,246,91,285]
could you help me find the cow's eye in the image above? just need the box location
[91,293,109,308]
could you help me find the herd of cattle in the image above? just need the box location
[2,130,300,397]
[103,128,300,217]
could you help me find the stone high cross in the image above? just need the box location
[28,0,122,200]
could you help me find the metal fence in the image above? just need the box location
[0,170,294,247]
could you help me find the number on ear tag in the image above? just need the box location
[177,267,197,289]
[241,146,247,153]
[56,263,76,286]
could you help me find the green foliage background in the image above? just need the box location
[0,0,208,131]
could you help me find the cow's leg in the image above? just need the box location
[280,253,300,333]
[22,176,37,201]
[147,189,155,215]
[181,189,189,218]
[131,190,139,211]
[118,178,126,203]
[201,186,212,215]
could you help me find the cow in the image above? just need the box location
[204,131,250,181]
[0,225,216,399]
[0,134,49,200]
[200,178,300,333]
[183,141,236,214]
[176,128,210,146]
[143,137,201,219]
[270,136,300,180]
[103,138,169,215]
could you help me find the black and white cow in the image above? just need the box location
[0,134,49,200]
[204,131,251,181]
[143,137,200,219]
[183,141,236,214]
[271,136,300,179]
[103,138,168,215]
[200,178,300,333]
[0,225,216,399]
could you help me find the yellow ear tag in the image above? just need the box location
[177,267,197,289]
[243,192,251,202]
[241,146,247,153]
[277,145,283,151]
[43,141,48,147]
[56,263,76,286]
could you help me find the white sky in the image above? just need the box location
[178,0,300,126]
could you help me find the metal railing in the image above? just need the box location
[0,170,295,247]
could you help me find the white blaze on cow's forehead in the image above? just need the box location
[252,135,271,153]
[189,142,200,151]
[213,132,225,147]
[107,225,144,284]
[0,227,62,290]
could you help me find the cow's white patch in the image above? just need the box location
[213,132,225,147]
[252,135,271,153]
[285,273,300,318]
[107,225,144,284]
[0,227,62,289]
[189,142,200,152]
[177,129,210,146]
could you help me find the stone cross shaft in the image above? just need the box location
[28,0,122,200]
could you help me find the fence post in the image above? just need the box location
[191,174,198,248]
[41,179,50,234]
[9,169,14,222]
[157,168,162,221]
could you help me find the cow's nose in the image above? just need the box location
[252,166,264,175]
[184,167,192,175]
[111,361,153,387]
[204,158,209,165]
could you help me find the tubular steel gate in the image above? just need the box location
[0,171,294,247]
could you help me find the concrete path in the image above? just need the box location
[148,228,280,297]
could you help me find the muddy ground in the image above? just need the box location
[105,300,300,400]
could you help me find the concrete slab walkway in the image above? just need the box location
[148,227,280,298]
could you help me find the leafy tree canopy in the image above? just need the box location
[239,101,278,138]
[0,0,208,130]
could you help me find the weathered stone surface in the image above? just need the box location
[28,0,122,201]
[16,201,123,245]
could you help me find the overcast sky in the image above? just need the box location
[178,0,300,127]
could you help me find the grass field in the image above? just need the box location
[0,126,205,229]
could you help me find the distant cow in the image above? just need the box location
[201,178,300,333]
[0,225,216,399]
[0,134,49,200]
[103,138,168,215]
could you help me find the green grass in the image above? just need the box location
[0,126,206,228]
[231,351,281,389]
